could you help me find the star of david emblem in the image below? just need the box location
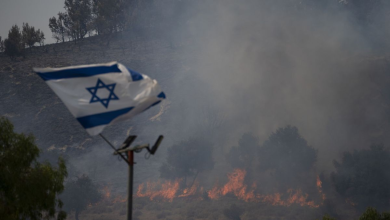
[86,78,119,108]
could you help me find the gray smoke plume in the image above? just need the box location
[171,0,390,170]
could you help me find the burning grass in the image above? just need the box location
[67,169,327,220]
[136,169,325,208]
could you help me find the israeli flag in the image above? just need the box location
[33,62,166,136]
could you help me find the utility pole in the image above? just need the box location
[100,134,163,220]
[127,150,134,220]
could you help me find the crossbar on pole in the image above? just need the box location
[99,134,130,166]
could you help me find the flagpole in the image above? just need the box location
[99,134,130,166]
[100,134,163,220]
[127,151,134,220]
[99,133,133,219]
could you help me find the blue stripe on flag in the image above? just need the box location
[157,92,166,99]
[36,64,122,81]
[142,92,166,112]
[127,68,143,81]
[76,107,133,129]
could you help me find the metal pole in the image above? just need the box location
[99,134,130,166]
[127,151,134,220]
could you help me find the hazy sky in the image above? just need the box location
[0,0,64,44]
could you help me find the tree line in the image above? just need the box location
[0,24,45,59]
[48,0,132,43]
[0,0,134,59]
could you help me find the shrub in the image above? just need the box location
[359,207,390,220]
[258,126,317,191]
[159,138,214,186]
[331,145,390,212]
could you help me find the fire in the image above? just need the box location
[207,169,256,201]
[258,189,318,207]
[112,196,127,203]
[137,179,197,201]
[136,169,326,208]
[178,182,199,197]
[316,175,326,201]
[102,185,127,203]
[102,186,111,199]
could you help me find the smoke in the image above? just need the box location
[69,0,390,198]
[3,0,390,218]
[165,0,390,170]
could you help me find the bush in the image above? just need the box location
[331,145,390,212]
[0,36,4,52]
[226,133,260,174]
[258,126,317,191]
[359,207,390,220]
[159,138,214,186]
[60,174,102,220]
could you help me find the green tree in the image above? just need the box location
[92,0,130,45]
[0,117,67,220]
[92,0,130,34]
[331,145,390,212]
[159,139,214,186]
[0,36,4,52]
[359,207,390,220]
[226,133,259,183]
[21,23,44,49]
[60,174,102,220]
[49,12,68,43]
[22,23,37,49]
[64,0,93,41]
[4,25,24,59]
[37,29,45,46]
[258,126,317,191]
[226,133,259,169]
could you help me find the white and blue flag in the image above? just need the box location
[33,62,166,136]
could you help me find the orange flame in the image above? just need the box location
[102,186,111,199]
[112,196,127,203]
[258,189,318,207]
[316,175,326,201]
[178,182,199,198]
[207,169,256,201]
[137,179,181,201]
[135,169,325,208]
[101,185,127,203]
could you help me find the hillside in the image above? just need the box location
[2,19,390,220]
[0,27,195,198]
